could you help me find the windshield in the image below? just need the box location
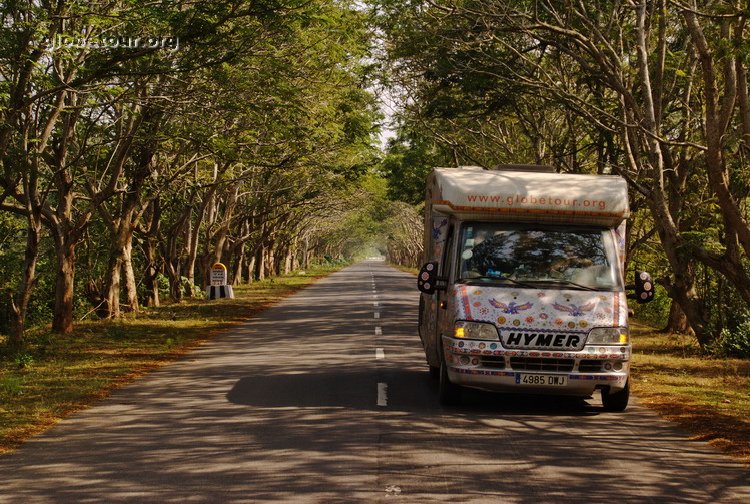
[458,223,621,290]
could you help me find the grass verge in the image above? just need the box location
[630,321,750,466]
[0,266,340,454]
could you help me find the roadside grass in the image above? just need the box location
[630,321,750,465]
[0,266,339,454]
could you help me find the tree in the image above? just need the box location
[375,0,750,345]
[0,0,381,341]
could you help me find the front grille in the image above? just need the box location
[480,356,505,369]
[578,360,603,372]
[509,357,574,372]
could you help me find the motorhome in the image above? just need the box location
[417,166,654,411]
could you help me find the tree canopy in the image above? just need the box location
[374,0,750,351]
[2,0,750,356]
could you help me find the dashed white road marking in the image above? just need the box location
[377,382,388,407]
[374,312,380,319]
[375,348,385,360]
[373,301,379,307]
[375,326,382,336]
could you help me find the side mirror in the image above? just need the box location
[417,261,440,294]
[631,271,655,304]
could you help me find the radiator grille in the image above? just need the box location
[578,360,603,373]
[480,356,505,369]
[509,357,574,372]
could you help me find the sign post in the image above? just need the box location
[207,262,234,300]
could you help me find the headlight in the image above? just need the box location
[454,321,499,341]
[587,327,629,345]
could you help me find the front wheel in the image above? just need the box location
[601,380,630,412]
[439,360,462,406]
[428,365,439,380]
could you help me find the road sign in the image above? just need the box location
[210,263,227,286]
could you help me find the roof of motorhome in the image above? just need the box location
[428,166,630,226]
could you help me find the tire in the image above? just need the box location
[417,295,425,340]
[428,365,439,380]
[601,380,629,412]
[439,359,462,406]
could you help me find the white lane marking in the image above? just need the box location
[377,382,388,407]
[375,348,385,360]
[374,312,380,319]
[375,326,382,336]
[373,301,379,307]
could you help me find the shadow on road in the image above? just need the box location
[227,367,600,417]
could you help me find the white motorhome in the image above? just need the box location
[417,166,654,411]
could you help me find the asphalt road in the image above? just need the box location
[1,261,749,503]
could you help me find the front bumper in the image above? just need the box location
[443,335,629,397]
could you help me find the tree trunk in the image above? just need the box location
[255,245,265,281]
[7,210,42,349]
[122,239,138,313]
[185,216,201,296]
[103,249,122,319]
[662,299,694,335]
[246,254,256,283]
[232,244,245,285]
[142,200,161,307]
[102,223,138,318]
[303,236,310,270]
[52,239,76,334]
[265,244,276,278]
[143,236,160,307]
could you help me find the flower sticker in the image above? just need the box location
[525,316,534,324]
[497,316,507,325]
[513,319,521,326]
[540,313,549,320]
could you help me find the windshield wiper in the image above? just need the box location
[530,279,602,291]
[462,275,537,289]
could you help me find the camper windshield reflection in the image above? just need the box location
[458,224,621,290]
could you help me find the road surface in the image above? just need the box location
[1,261,748,502]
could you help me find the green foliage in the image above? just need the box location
[155,274,171,300]
[708,310,750,358]
[0,0,381,336]
[13,352,33,369]
[381,131,452,204]
[632,284,671,329]
[0,374,23,396]
[0,215,55,334]
[376,0,750,346]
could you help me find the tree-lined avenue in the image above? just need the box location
[0,262,748,502]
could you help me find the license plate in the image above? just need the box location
[515,373,568,386]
